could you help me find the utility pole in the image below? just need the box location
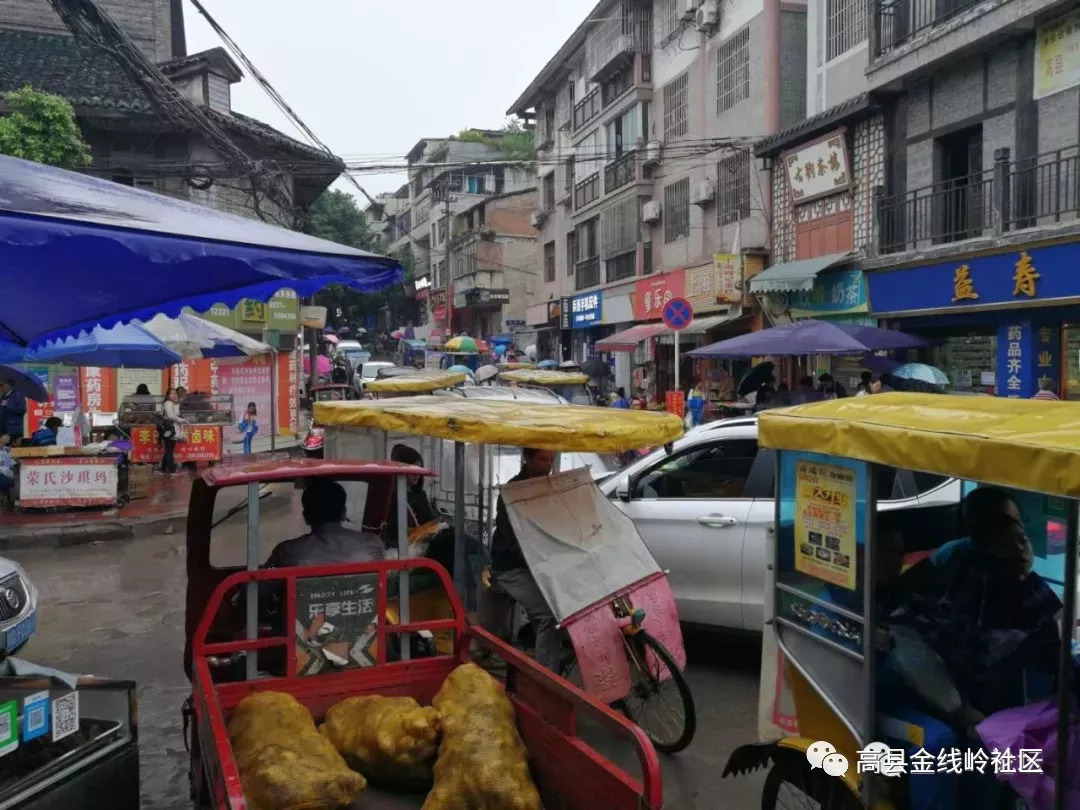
[443,182,454,337]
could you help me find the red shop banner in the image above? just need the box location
[27,400,54,434]
[18,457,118,508]
[634,269,686,321]
[129,424,223,464]
[665,390,686,419]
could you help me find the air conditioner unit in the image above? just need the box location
[643,140,662,167]
[681,0,701,21]
[642,201,662,223]
[695,0,720,31]
[691,180,715,206]
[530,210,547,228]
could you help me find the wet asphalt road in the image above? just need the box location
[7,487,766,809]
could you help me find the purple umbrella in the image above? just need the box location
[687,319,928,359]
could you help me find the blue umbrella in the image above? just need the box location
[537,359,558,369]
[689,319,927,358]
[0,364,48,401]
[446,364,474,376]
[27,322,182,368]
[892,362,949,386]
[0,154,400,346]
[0,342,26,364]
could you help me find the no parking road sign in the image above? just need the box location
[662,297,694,331]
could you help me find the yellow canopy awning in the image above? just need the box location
[758,392,1080,498]
[315,395,684,452]
[364,370,467,393]
[498,369,590,386]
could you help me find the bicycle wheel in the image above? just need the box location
[618,630,696,754]
[761,756,863,810]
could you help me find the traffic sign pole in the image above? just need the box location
[675,329,680,392]
[662,296,694,396]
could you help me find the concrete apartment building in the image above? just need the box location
[509,0,806,374]
[751,0,1080,400]
[378,133,536,340]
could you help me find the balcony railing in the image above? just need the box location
[604,150,638,195]
[574,172,600,211]
[575,257,601,291]
[640,53,652,84]
[876,146,1080,254]
[874,0,981,57]
[877,171,994,254]
[573,86,601,132]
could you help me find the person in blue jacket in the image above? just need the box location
[237,402,258,456]
[30,417,62,447]
[0,379,26,445]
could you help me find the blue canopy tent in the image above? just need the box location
[27,322,182,368]
[0,155,401,348]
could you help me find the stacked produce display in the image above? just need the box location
[226,663,543,810]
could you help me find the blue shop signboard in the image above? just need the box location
[867,244,1079,316]
[570,291,603,328]
[789,269,868,318]
[997,320,1060,398]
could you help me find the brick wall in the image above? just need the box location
[485,191,537,237]
[932,56,984,129]
[0,0,175,61]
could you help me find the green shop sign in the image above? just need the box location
[189,289,299,333]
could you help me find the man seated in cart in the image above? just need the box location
[489,447,561,672]
[265,479,384,568]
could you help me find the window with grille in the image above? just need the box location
[544,241,556,282]
[566,232,576,276]
[826,0,867,60]
[717,151,751,225]
[543,173,556,210]
[575,217,599,261]
[663,72,689,142]
[601,196,639,259]
[664,178,690,243]
[716,28,750,115]
[606,251,637,283]
[656,0,680,42]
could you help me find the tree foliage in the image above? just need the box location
[454,119,533,161]
[304,189,409,327]
[0,86,91,169]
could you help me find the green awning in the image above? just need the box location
[748,252,852,294]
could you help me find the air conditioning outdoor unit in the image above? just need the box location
[642,201,662,223]
[682,0,701,21]
[643,140,662,167]
[695,0,720,32]
[691,180,715,207]
[556,191,572,208]
[530,210,547,228]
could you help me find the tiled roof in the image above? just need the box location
[755,93,877,158]
[0,29,153,112]
[207,109,344,167]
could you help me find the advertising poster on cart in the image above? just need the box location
[294,574,379,676]
[793,456,858,589]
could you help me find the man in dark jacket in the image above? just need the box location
[491,447,559,671]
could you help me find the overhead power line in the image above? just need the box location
[186,0,378,208]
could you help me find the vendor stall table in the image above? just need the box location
[119,394,231,464]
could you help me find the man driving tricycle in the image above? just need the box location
[724,392,1080,810]
[314,394,699,753]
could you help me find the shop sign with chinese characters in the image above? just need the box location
[865,244,1080,317]
[783,129,851,204]
[129,424,223,464]
[294,574,379,676]
[713,254,743,304]
[1034,6,1080,100]
[790,269,868,317]
[634,269,686,321]
[996,321,1059,398]
[18,457,118,508]
[570,292,603,328]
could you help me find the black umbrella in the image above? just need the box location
[738,362,775,397]
[582,357,610,379]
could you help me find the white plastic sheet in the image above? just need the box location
[502,468,661,623]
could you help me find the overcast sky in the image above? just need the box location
[185,1,595,202]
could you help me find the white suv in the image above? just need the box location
[598,417,960,633]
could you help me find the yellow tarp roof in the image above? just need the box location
[364,370,466,393]
[499,369,590,385]
[315,395,683,452]
[758,392,1080,497]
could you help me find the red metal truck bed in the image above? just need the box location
[190,559,663,810]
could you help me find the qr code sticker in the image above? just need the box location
[0,712,10,742]
[26,706,45,734]
[51,692,78,742]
